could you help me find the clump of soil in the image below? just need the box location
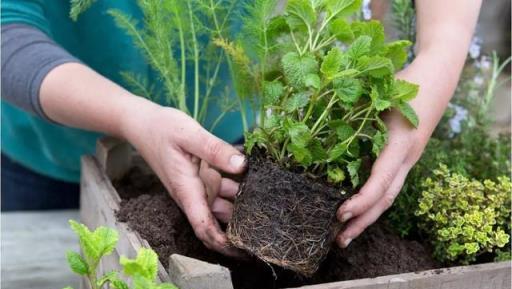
[114,166,438,289]
[228,153,348,275]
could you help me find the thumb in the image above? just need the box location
[178,124,246,174]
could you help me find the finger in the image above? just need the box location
[211,197,234,223]
[165,149,240,256]
[337,135,411,222]
[337,166,409,248]
[178,123,246,174]
[219,178,239,201]
[199,160,222,205]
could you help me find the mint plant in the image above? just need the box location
[63,220,177,289]
[219,0,419,187]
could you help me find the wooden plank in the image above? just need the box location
[1,210,81,289]
[168,254,234,289]
[95,136,132,181]
[297,261,511,289]
[80,156,171,283]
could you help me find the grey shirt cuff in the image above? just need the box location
[1,24,81,120]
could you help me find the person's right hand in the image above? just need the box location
[121,100,246,257]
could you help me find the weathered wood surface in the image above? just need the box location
[1,210,81,289]
[169,254,234,289]
[298,261,511,289]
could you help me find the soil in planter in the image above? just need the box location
[227,153,348,275]
[115,166,438,289]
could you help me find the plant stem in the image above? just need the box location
[187,0,200,120]
[311,96,338,134]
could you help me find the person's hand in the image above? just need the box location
[121,101,246,257]
[335,61,447,248]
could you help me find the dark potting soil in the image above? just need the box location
[115,166,438,289]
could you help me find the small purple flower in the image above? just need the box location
[468,36,482,59]
[448,104,469,135]
[362,0,372,20]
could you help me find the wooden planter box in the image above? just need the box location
[80,137,512,289]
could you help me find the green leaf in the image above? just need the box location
[94,227,119,257]
[69,220,99,262]
[288,122,312,147]
[384,40,412,69]
[288,143,313,166]
[321,48,344,78]
[392,79,419,101]
[120,248,159,281]
[244,129,266,154]
[328,142,349,161]
[351,20,385,54]
[374,98,391,111]
[372,130,388,156]
[398,101,419,128]
[327,166,346,183]
[285,0,316,30]
[325,0,362,17]
[334,121,355,142]
[347,159,361,187]
[309,139,328,161]
[62,287,74,289]
[97,271,130,289]
[358,56,394,77]
[70,0,96,21]
[285,92,310,112]
[305,73,321,89]
[329,18,354,42]
[66,251,89,275]
[157,284,179,289]
[282,52,319,88]
[347,36,372,59]
[333,78,363,103]
[263,80,285,106]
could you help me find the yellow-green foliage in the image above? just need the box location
[416,164,511,264]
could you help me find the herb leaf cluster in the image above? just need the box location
[63,220,177,289]
[222,0,419,186]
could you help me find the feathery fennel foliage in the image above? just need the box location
[70,0,97,21]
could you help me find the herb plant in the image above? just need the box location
[415,165,511,264]
[220,0,419,187]
[63,220,177,289]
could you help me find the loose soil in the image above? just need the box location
[115,166,438,289]
[227,153,348,275]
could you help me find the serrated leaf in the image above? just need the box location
[309,139,328,161]
[111,280,130,289]
[285,0,316,30]
[392,79,418,101]
[285,92,310,112]
[333,78,363,103]
[329,18,354,42]
[347,159,361,187]
[347,36,372,59]
[328,142,349,161]
[263,80,284,106]
[244,129,266,154]
[282,52,319,88]
[321,48,344,78]
[384,40,412,69]
[97,271,129,289]
[334,121,355,142]
[372,130,388,156]
[351,20,385,54]
[120,248,159,280]
[288,143,313,166]
[66,251,89,275]
[69,220,99,262]
[325,0,361,17]
[94,227,119,258]
[305,73,321,89]
[288,122,312,147]
[398,101,419,128]
[374,98,391,111]
[327,166,346,183]
[358,56,394,77]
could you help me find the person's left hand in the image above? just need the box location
[335,61,447,248]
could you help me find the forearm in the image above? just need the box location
[406,0,482,139]
[39,62,157,138]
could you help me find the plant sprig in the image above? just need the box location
[221,0,419,187]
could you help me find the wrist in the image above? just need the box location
[117,94,162,142]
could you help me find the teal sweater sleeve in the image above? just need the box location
[1,0,52,35]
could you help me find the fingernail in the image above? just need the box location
[341,212,353,223]
[230,154,245,169]
[342,238,352,248]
